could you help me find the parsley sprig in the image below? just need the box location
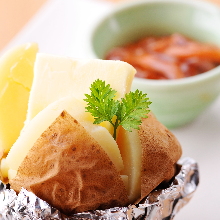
[84,79,151,140]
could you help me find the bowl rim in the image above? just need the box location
[89,0,220,86]
[109,0,220,12]
[91,0,220,38]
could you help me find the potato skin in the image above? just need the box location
[139,113,182,199]
[10,111,128,215]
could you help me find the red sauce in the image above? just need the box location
[105,33,220,80]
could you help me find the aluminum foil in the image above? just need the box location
[0,157,199,220]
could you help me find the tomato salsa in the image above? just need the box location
[105,33,220,80]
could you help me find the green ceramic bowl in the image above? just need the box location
[88,0,220,128]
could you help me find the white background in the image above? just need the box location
[1,0,220,219]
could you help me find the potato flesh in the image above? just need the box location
[81,122,124,172]
[0,43,38,153]
[117,127,142,203]
[26,54,136,122]
[1,96,124,180]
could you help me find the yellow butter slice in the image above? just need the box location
[26,54,136,123]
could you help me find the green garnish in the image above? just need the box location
[84,79,151,140]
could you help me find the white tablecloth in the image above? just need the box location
[1,0,220,219]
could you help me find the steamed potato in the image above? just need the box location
[9,110,182,215]
[0,50,182,215]
[10,111,129,214]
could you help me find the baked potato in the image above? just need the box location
[0,51,182,215]
[10,110,129,215]
[8,109,181,215]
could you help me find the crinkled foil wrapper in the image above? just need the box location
[0,157,199,220]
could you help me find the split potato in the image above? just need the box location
[0,50,182,215]
[7,109,181,214]
[10,111,128,215]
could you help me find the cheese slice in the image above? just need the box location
[26,54,136,122]
[1,95,124,180]
[0,43,38,153]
